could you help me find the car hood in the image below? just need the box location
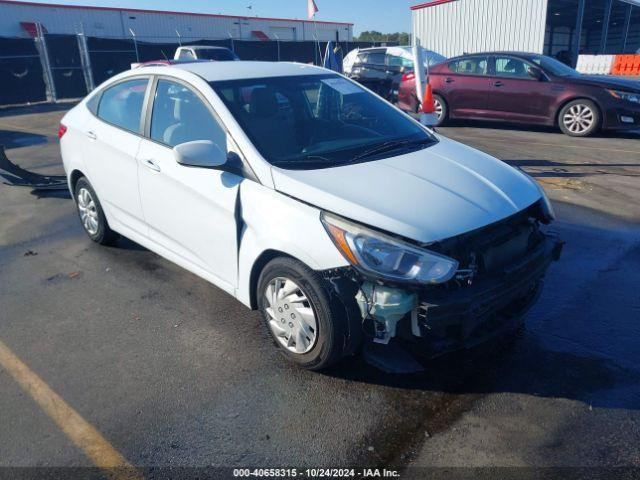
[568,75,640,91]
[271,137,542,244]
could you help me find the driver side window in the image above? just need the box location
[495,57,531,79]
[150,79,226,150]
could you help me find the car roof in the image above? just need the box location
[186,45,232,51]
[451,51,540,60]
[172,61,331,81]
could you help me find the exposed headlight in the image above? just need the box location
[608,89,640,104]
[321,212,458,284]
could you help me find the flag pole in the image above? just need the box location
[313,17,322,65]
[308,0,322,65]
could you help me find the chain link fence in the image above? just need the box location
[0,29,393,107]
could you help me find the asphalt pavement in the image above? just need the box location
[0,105,639,478]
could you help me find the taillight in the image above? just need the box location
[402,72,415,82]
[58,123,67,139]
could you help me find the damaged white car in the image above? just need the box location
[59,62,562,370]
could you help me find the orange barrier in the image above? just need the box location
[421,83,435,114]
[632,55,640,76]
[611,54,640,76]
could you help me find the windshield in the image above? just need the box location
[531,55,579,77]
[211,74,436,170]
[198,49,238,61]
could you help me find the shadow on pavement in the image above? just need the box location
[0,101,78,118]
[0,129,48,149]
[443,119,640,139]
[505,159,640,178]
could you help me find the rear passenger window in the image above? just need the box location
[448,58,488,75]
[150,79,226,149]
[97,78,148,133]
[178,49,195,60]
[366,52,386,65]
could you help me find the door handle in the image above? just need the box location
[141,158,161,172]
[493,81,504,87]
[444,77,454,83]
[85,130,97,140]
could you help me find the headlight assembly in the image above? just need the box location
[608,89,640,104]
[321,212,458,284]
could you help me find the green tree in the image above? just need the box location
[356,31,410,45]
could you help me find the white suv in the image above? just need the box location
[59,62,561,370]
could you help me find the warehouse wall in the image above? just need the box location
[0,1,353,42]
[412,0,549,58]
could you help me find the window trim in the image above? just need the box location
[89,75,153,137]
[490,55,548,81]
[143,75,229,148]
[142,74,259,182]
[446,56,490,77]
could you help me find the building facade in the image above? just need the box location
[0,0,353,42]
[412,0,640,63]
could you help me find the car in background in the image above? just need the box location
[59,61,560,370]
[174,46,240,61]
[397,52,640,137]
[132,59,211,69]
[344,46,445,102]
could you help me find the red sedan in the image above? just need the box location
[398,52,640,137]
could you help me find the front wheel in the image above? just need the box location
[433,94,448,126]
[558,99,601,137]
[257,257,359,370]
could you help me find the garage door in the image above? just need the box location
[269,27,296,41]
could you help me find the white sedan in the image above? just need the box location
[59,61,561,370]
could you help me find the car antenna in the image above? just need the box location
[161,50,169,61]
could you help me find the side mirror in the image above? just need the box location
[174,140,226,169]
[527,66,544,80]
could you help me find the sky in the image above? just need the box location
[11,0,417,35]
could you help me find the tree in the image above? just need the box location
[356,31,410,45]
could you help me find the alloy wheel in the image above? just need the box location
[264,277,317,354]
[562,104,594,134]
[77,187,99,236]
[434,98,443,120]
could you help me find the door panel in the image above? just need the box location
[137,140,241,290]
[441,57,490,116]
[137,78,240,290]
[486,56,556,123]
[84,77,149,235]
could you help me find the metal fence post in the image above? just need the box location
[129,28,140,63]
[35,22,57,102]
[77,32,95,92]
[228,32,235,53]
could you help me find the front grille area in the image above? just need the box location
[400,217,563,357]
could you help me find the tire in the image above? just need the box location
[558,99,601,137]
[257,257,358,370]
[74,177,118,245]
[433,94,448,126]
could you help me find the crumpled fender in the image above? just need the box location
[235,180,348,308]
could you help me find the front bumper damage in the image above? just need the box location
[326,210,563,359]
[406,233,562,357]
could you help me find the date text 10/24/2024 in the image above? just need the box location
[233,469,401,478]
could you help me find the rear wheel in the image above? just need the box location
[74,177,117,245]
[558,99,601,137]
[257,257,359,370]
